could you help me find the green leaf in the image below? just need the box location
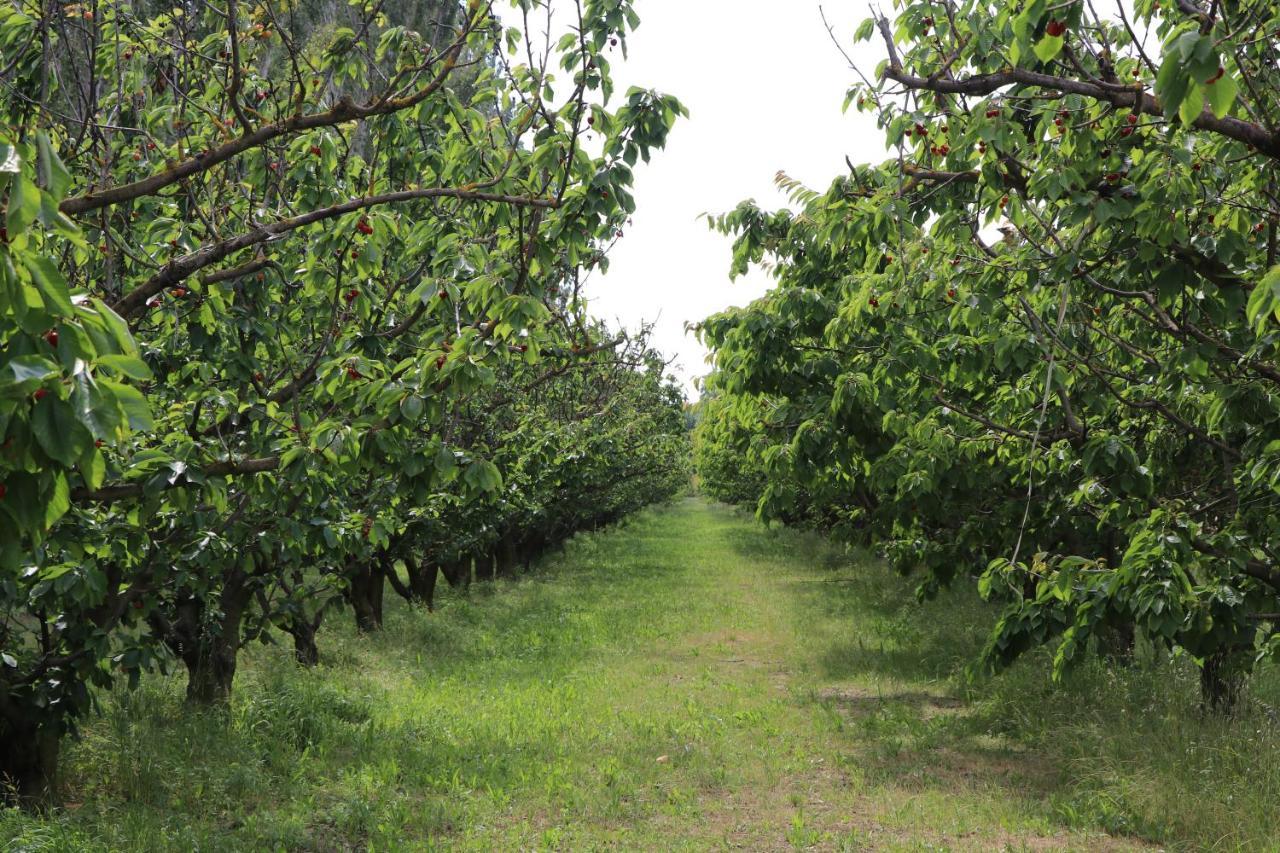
[400,394,424,421]
[70,372,124,440]
[44,472,70,529]
[1206,72,1238,119]
[23,254,75,317]
[0,143,18,173]
[5,354,59,387]
[5,172,39,236]
[97,354,154,381]
[1178,83,1204,126]
[78,445,106,490]
[98,379,153,431]
[1033,34,1063,63]
[1245,265,1280,332]
[33,398,88,467]
[36,132,71,199]
[88,298,139,354]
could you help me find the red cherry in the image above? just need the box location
[170,287,187,298]
[346,366,361,380]
[985,108,1000,118]
[351,249,359,259]
[310,145,322,157]
[95,439,104,448]
[869,297,879,309]
[1120,126,1133,137]
[947,288,957,298]
[33,388,49,401]
[1045,19,1067,37]
[345,288,359,303]
[438,289,448,300]
[1105,173,1121,182]
[435,355,446,369]
[44,329,59,347]
[1126,113,1138,125]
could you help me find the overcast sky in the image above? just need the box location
[554,1,887,397]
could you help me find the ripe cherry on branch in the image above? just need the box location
[1045,19,1067,37]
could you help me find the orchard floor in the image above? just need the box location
[6,497,1280,851]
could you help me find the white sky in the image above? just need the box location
[500,1,888,398]
[576,1,885,398]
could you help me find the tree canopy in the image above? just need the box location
[696,0,1280,709]
[1,0,686,802]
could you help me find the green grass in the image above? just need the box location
[4,497,1280,850]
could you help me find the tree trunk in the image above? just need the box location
[0,712,60,807]
[349,560,385,633]
[494,534,520,577]
[1099,620,1135,663]
[174,572,252,705]
[439,557,471,590]
[289,620,320,667]
[406,557,439,611]
[1201,650,1245,714]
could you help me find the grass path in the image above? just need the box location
[6,497,1251,850]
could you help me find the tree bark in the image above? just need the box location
[1201,650,1246,714]
[288,619,320,667]
[406,557,439,611]
[349,560,385,633]
[439,557,471,590]
[172,572,252,704]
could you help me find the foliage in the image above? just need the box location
[0,0,686,801]
[696,0,1280,706]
